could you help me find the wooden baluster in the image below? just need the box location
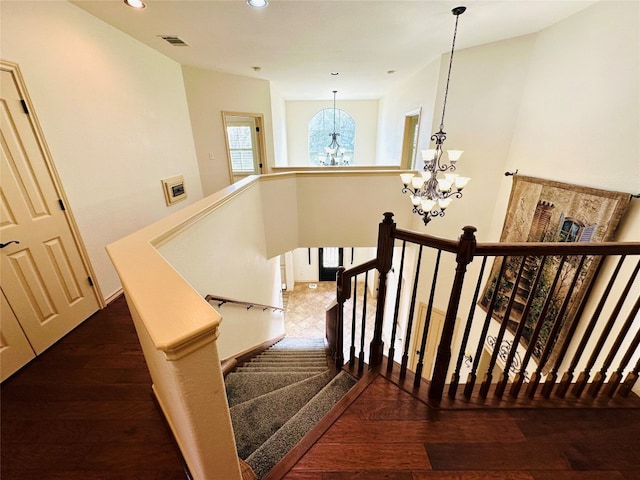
[464,256,507,399]
[429,226,476,402]
[359,271,369,376]
[546,257,606,398]
[369,212,396,368]
[400,245,423,379]
[572,256,629,398]
[349,275,358,368]
[414,250,442,388]
[587,261,640,398]
[449,256,487,400]
[495,256,546,399]
[618,356,640,397]
[479,256,527,400]
[387,241,406,373]
[604,320,640,398]
[526,256,581,398]
[509,255,566,398]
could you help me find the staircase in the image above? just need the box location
[225,337,357,479]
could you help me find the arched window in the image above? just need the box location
[308,108,355,166]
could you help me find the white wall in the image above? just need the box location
[1,1,203,301]
[383,0,639,390]
[376,59,440,167]
[270,85,289,167]
[155,183,284,360]
[286,99,379,166]
[182,66,276,196]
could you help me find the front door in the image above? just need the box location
[0,64,100,358]
[319,247,343,281]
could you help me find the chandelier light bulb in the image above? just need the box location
[421,199,437,212]
[400,173,415,186]
[455,176,471,190]
[422,149,438,161]
[447,150,464,162]
[437,178,453,192]
[411,176,426,189]
[439,197,453,209]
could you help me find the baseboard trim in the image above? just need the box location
[104,288,124,305]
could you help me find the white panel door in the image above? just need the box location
[0,288,36,381]
[0,66,100,355]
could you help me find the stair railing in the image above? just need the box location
[335,212,640,404]
[205,294,284,313]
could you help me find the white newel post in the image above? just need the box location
[127,295,242,480]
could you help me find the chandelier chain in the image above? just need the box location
[440,10,462,131]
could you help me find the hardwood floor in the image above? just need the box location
[2,295,639,479]
[284,376,640,480]
[1,296,187,480]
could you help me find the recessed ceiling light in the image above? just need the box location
[387,70,396,75]
[124,0,146,9]
[247,0,268,8]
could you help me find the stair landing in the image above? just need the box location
[280,375,640,479]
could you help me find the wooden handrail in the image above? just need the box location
[205,295,284,313]
[396,227,640,256]
[334,212,640,405]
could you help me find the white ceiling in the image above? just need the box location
[70,0,598,100]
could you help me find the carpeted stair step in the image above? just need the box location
[245,370,358,478]
[235,365,328,373]
[225,372,322,407]
[230,370,332,459]
[247,358,326,365]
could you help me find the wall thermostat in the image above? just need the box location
[161,175,187,206]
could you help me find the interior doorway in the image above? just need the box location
[1,62,101,380]
[222,112,266,183]
[400,108,422,169]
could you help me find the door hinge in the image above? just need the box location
[259,163,263,169]
[58,199,66,211]
[20,99,29,115]
[88,276,94,287]
[255,126,260,133]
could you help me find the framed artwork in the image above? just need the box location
[479,175,630,362]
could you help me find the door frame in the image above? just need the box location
[1,60,104,307]
[222,111,266,183]
[400,107,422,170]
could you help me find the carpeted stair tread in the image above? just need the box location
[230,370,332,459]
[225,372,321,407]
[255,353,327,359]
[248,357,327,364]
[245,370,357,478]
[235,366,328,373]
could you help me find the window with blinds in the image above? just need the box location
[227,125,256,173]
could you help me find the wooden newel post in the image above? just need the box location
[428,225,476,402]
[369,212,396,368]
[335,266,347,368]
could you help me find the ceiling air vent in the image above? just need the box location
[159,35,190,47]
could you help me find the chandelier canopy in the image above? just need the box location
[400,6,469,225]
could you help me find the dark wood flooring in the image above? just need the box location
[2,296,640,480]
[1,296,187,480]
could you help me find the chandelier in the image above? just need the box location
[324,90,347,166]
[400,6,469,225]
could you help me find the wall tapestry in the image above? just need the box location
[479,175,630,365]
